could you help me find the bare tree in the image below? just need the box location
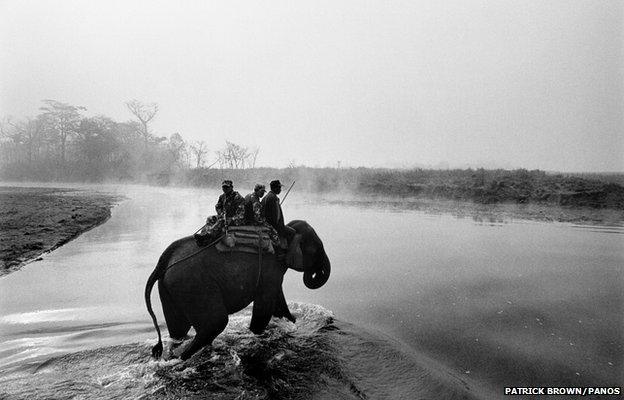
[250,146,260,168]
[0,117,21,163]
[190,140,208,168]
[125,99,158,148]
[216,141,251,169]
[216,149,229,169]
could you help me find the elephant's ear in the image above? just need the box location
[288,247,303,270]
[286,234,303,270]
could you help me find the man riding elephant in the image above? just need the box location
[244,183,280,245]
[244,183,266,225]
[261,180,296,249]
[195,180,245,245]
[216,180,245,226]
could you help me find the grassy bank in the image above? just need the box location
[169,167,624,210]
[0,187,122,276]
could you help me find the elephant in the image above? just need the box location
[145,220,330,360]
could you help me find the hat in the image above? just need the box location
[254,184,266,191]
[270,180,282,189]
[221,180,233,188]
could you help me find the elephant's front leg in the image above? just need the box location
[273,286,296,323]
[250,299,274,334]
[250,291,276,334]
[179,290,229,360]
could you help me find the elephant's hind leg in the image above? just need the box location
[179,290,228,361]
[159,281,191,340]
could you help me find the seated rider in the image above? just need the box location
[244,184,267,225]
[244,183,280,245]
[216,180,245,227]
[195,180,245,245]
[261,180,296,249]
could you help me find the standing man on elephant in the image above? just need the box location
[261,180,296,248]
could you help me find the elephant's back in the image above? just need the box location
[162,236,201,268]
[164,238,262,272]
[160,239,269,288]
[158,237,220,288]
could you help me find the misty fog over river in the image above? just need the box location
[0,184,621,397]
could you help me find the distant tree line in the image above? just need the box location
[2,99,623,210]
[178,167,624,210]
[0,99,259,182]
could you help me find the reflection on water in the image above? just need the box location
[0,184,622,396]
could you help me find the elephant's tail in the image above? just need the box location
[145,266,163,358]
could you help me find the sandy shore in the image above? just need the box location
[0,187,122,277]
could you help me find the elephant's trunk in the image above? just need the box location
[303,248,331,289]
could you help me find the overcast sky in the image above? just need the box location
[1,0,622,171]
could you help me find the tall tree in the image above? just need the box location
[0,117,22,164]
[39,100,86,165]
[190,140,208,168]
[125,100,158,148]
[250,146,260,168]
[75,116,121,180]
[7,116,45,164]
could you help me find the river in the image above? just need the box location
[0,184,622,399]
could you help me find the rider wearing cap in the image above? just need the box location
[216,180,245,227]
[194,179,245,246]
[261,180,296,247]
[244,183,267,225]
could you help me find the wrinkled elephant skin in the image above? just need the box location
[145,220,330,360]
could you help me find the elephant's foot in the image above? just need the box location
[179,338,210,361]
[249,323,266,335]
[179,314,228,360]
[250,305,272,334]
[284,312,296,323]
[273,287,295,323]
[272,307,296,323]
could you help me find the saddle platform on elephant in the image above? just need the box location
[215,226,275,255]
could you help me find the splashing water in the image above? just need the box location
[0,303,477,400]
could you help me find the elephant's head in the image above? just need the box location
[287,220,331,289]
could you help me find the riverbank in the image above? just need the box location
[0,187,122,277]
[0,181,620,280]
[313,194,624,226]
[174,167,624,211]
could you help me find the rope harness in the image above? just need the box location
[164,234,224,272]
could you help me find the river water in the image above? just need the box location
[0,184,622,399]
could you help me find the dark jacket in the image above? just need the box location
[244,192,264,225]
[261,191,285,235]
[216,191,245,225]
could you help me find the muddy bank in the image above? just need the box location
[0,187,122,277]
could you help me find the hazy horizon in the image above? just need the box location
[2,0,622,172]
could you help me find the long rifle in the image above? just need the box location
[280,180,296,205]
